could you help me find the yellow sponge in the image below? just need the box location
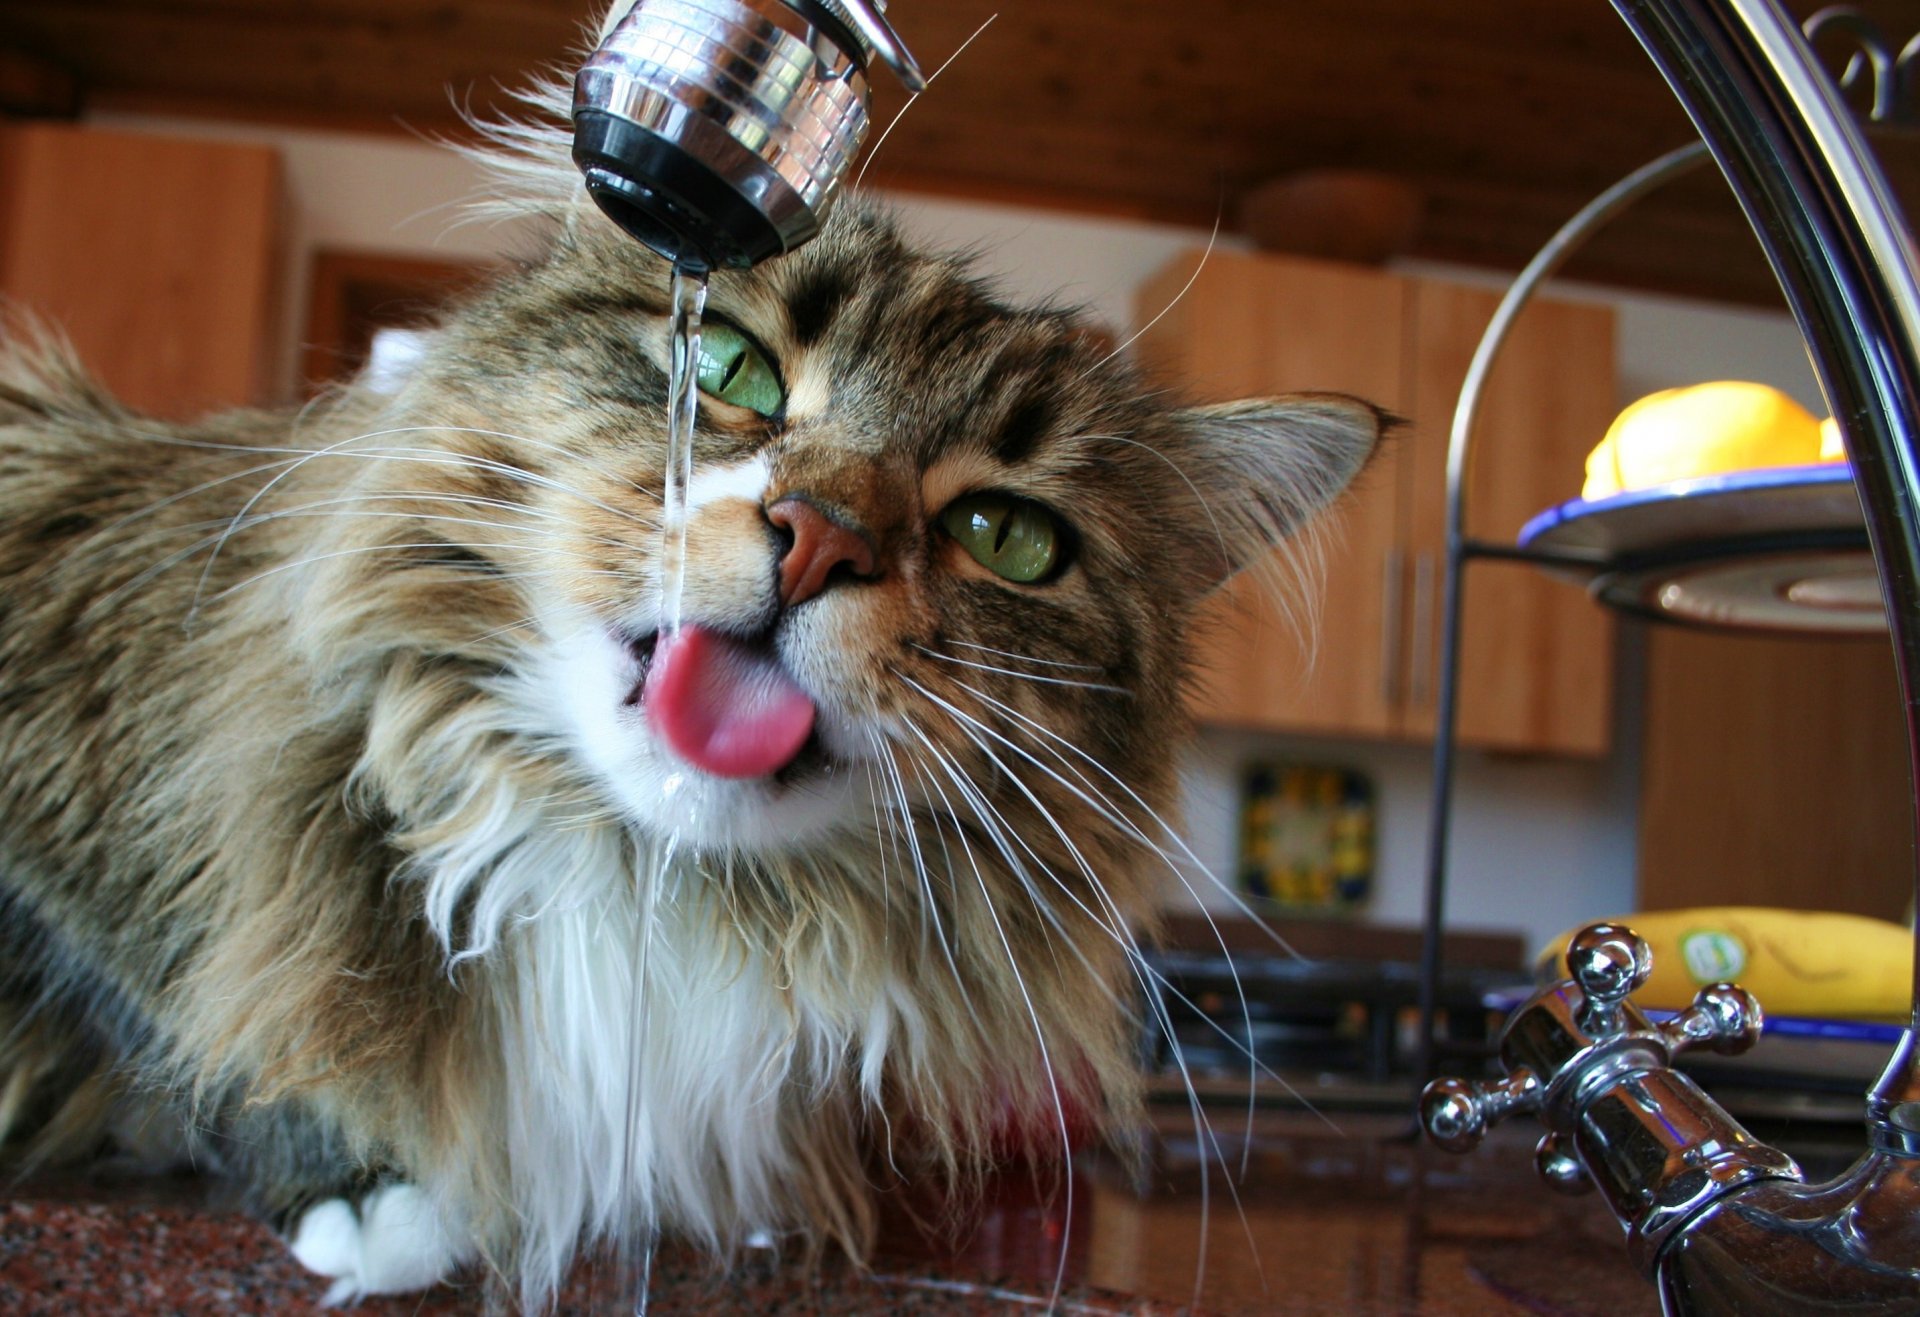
[1584,382,1825,501]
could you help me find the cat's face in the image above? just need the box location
[354,202,1378,859]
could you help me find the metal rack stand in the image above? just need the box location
[1415,2,1920,1309]
[1412,138,1709,1078]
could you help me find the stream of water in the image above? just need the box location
[658,264,707,636]
[610,263,707,1316]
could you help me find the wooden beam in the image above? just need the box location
[0,46,81,119]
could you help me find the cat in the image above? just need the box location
[0,10,1382,1310]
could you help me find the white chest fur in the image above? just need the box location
[496,859,809,1298]
[292,855,816,1307]
[375,665,895,1306]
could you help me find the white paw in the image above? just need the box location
[290,1183,469,1305]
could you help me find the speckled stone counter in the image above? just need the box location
[0,1167,1178,1317]
[3,1113,1664,1315]
[0,1193,1176,1315]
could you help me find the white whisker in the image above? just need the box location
[905,674,1290,1081]
[954,677,1307,964]
[853,14,999,191]
[326,443,655,527]
[859,755,894,935]
[911,644,1130,697]
[1094,212,1221,370]
[902,675,1291,1304]
[943,640,1106,673]
[186,426,653,624]
[885,723,992,1035]
[209,501,640,559]
[913,668,1342,1183]
[99,452,309,536]
[895,721,1074,1312]
[209,541,581,602]
[358,424,658,504]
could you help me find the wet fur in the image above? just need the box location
[0,16,1382,1309]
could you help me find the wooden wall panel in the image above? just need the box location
[1638,628,1915,921]
[0,0,1851,305]
[301,249,494,393]
[0,123,282,419]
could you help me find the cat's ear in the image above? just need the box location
[1175,393,1387,593]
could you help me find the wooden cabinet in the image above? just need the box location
[0,123,282,418]
[1134,248,1616,755]
[1137,252,1410,738]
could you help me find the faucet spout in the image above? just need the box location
[571,0,924,271]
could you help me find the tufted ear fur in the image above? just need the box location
[1176,392,1387,594]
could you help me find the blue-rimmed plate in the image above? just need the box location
[1519,463,1864,556]
[1517,465,1881,633]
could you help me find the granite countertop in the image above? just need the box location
[3,1112,1661,1316]
[0,1195,1166,1315]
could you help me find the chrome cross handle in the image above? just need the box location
[1661,980,1766,1055]
[1421,1068,1541,1154]
[1421,922,1798,1272]
[1562,923,1765,1057]
[1421,925,1765,1157]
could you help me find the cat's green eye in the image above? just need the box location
[696,323,784,416]
[940,493,1065,584]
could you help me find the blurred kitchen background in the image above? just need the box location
[3,7,1920,1313]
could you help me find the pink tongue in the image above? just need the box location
[643,624,816,779]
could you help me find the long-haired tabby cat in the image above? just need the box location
[0,8,1381,1309]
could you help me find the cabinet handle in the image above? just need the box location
[1410,550,1436,707]
[1380,547,1405,708]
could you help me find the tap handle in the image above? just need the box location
[1563,925,1764,1056]
[1420,1068,1541,1153]
[1534,1132,1593,1194]
[1660,981,1765,1056]
[1566,923,1653,1031]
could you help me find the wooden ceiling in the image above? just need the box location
[4,0,1919,306]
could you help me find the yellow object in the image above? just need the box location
[1536,907,1911,1022]
[1583,381,1824,500]
[1820,415,1847,463]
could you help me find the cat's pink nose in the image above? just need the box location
[766,495,878,608]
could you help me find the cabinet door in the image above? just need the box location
[1134,249,1408,738]
[0,123,282,418]
[1403,281,1617,755]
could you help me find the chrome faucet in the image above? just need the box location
[571,0,924,272]
[1424,920,1920,1313]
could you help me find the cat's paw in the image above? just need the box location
[289,1183,468,1306]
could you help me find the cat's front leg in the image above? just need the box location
[288,1182,473,1305]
